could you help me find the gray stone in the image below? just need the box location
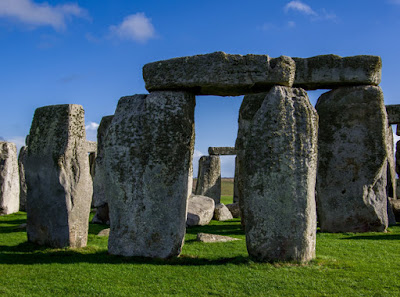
[25,104,92,248]
[388,197,397,225]
[226,202,240,218]
[397,141,400,176]
[316,86,388,233]
[389,198,400,222]
[397,125,400,136]
[0,142,20,215]
[86,141,97,153]
[18,146,28,211]
[195,156,221,203]
[143,52,295,96]
[237,86,318,262]
[387,126,397,199]
[196,233,240,243]
[233,156,239,203]
[88,152,96,179]
[92,115,113,208]
[97,228,110,237]
[214,203,233,221]
[91,204,109,225]
[386,105,400,125]
[208,147,236,155]
[186,195,215,226]
[398,180,400,200]
[293,54,382,90]
[105,92,195,258]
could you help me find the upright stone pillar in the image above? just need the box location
[25,104,92,248]
[316,86,388,232]
[105,92,195,258]
[387,125,397,200]
[233,156,239,203]
[195,156,221,203]
[18,146,28,211]
[0,142,20,215]
[237,86,318,262]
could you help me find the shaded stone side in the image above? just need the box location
[237,86,318,262]
[143,51,295,96]
[316,86,388,233]
[293,55,381,90]
[18,146,28,211]
[195,156,221,204]
[233,156,239,203]
[208,147,236,155]
[386,105,400,125]
[397,140,400,176]
[387,125,396,199]
[25,104,92,248]
[105,92,195,258]
[0,142,20,215]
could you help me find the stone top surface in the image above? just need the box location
[208,147,236,155]
[143,51,295,96]
[86,141,97,153]
[386,105,400,125]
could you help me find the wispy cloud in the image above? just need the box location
[284,1,317,16]
[0,0,88,30]
[388,0,400,4]
[86,122,99,131]
[5,136,26,152]
[109,13,156,43]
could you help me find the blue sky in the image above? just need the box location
[0,0,399,177]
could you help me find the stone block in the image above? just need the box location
[195,155,221,203]
[0,141,20,215]
[25,104,92,248]
[18,146,28,211]
[386,105,400,125]
[143,52,295,96]
[105,92,195,258]
[237,86,318,262]
[214,203,233,221]
[186,195,215,226]
[86,141,97,153]
[316,86,388,232]
[208,147,236,155]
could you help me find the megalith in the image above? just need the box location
[0,141,20,215]
[18,146,28,211]
[237,86,318,262]
[25,104,92,248]
[195,156,221,204]
[105,92,195,258]
[316,86,388,232]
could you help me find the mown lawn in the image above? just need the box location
[1,209,400,296]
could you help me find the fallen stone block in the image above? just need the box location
[187,195,215,226]
[91,203,109,225]
[226,202,240,218]
[97,228,110,237]
[196,233,240,243]
[214,203,233,221]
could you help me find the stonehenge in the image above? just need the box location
[3,51,398,264]
[18,146,28,211]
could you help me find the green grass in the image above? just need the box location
[1,210,400,296]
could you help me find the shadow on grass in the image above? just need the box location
[186,221,244,237]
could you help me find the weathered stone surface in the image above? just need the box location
[208,147,236,155]
[105,92,195,258]
[233,156,239,203]
[226,202,240,218]
[397,125,400,136]
[398,180,400,200]
[143,52,295,96]
[293,54,382,90]
[214,203,233,221]
[397,141,400,176]
[91,204,110,225]
[389,198,400,222]
[388,197,397,225]
[0,142,20,215]
[86,141,97,153]
[18,146,28,211]
[25,104,92,248]
[237,86,318,262]
[316,86,388,233]
[387,126,397,199]
[97,228,110,237]
[196,233,240,243]
[386,105,400,125]
[92,115,113,208]
[186,195,215,226]
[195,156,221,203]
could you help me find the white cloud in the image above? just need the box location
[284,1,317,16]
[0,0,88,30]
[110,13,156,43]
[287,21,296,28]
[85,122,99,131]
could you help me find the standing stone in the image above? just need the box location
[233,156,239,203]
[92,115,114,217]
[195,156,221,204]
[105,92,195,258]
[386,105,400,125]
[316,86,388,232]
[237,86,318,262]
[18,146,28,211]
[25,104,92,248]
[396,140,400,177]
[387,125,397,199]
[0,142,20,215]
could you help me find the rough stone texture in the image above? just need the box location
[226,202,240,218]
[388,197,397,225]
[208,147,236,155]
[195,156,221,204]
[398,180,400,200]
[316,86,388,233]
[233,156,239,203]
[18,146,28,211]
[97,228,110,237]
[397,141,400,176]
[143,52,295,96]
[92,115,113,208]
[387,125,397,199]
[389,198,400,222]
[88,152,96,179]
[293,54,382,90]
[214,203,233,221]
[105,92,195,258]
[196,233,240,243]
[25,104,92,248]
[386,105,400,125]
[91,204,110,225]
[0,142,20,215]
[186,195,215,227]
[397,125,400,136]
[86,141,97,153]
[237,86,318,262]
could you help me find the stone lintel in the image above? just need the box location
[386,105,400,125]
[208,147,236,155]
